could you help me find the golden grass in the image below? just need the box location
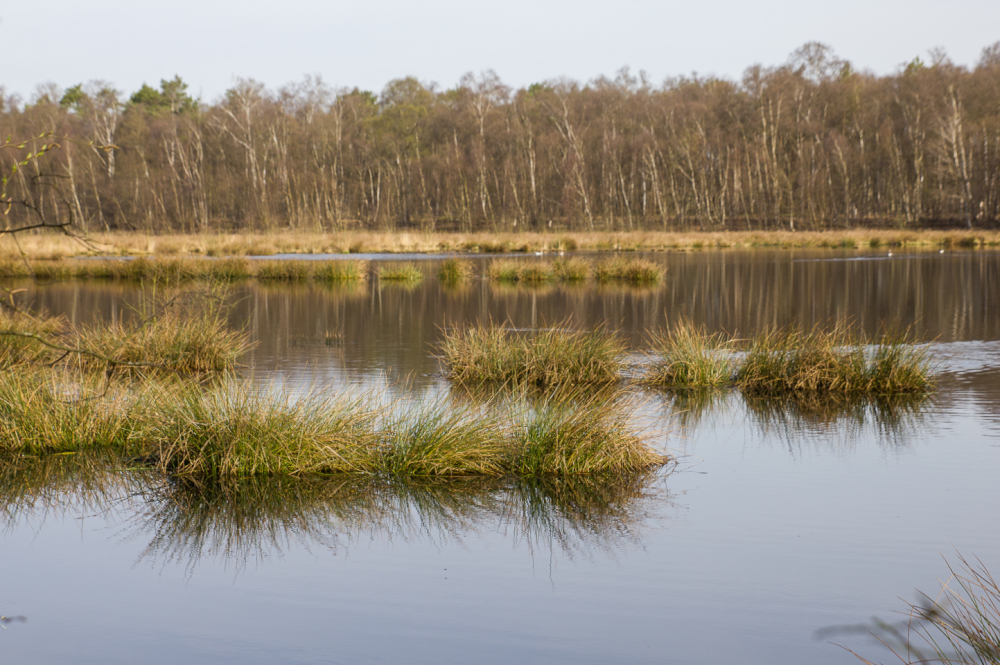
[3,229,999,262]
[0,256,371,284]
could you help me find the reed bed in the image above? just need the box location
[484,256,658,285]
[6,229,998,262]
[440,324,626,388]
[377,262,424,283]
[0,256,371,284]
[0,372,666,479]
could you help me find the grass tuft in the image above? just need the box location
[593,257,664,285]
[436,257,475,285]
[641,321,734,389]
[734,325,934,397]
[313,260,368,283]
[440,324,625,388]
[378,263,424,283]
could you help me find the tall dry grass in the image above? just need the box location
[4,229,999,262]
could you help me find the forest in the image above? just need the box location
[2,42,1000,234]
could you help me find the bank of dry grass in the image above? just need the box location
[0,256,371,284]
[4,228,999,262]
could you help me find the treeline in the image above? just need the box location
[3,42,1000,233]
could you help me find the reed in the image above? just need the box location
[593,256,664,285]
[440,324,625,388]
[641,321,734,389]
[848,555,1000,665]
[253,260,313,281]
[377,262,424,282]
[436,257,475,285]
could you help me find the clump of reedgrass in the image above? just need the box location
[253,260,312,281]
[734,325,934,397]
[440,323,625,388]
[378,262,424,283]
[0,370,145,454]
[509,395,665,474]
[149,384,383,477]
[146,382,665,479]
[0,311,66,367]
[552,257,589,281]
[73,287,251,374]
[436,257,475,285]
[593,256,664,285]
[641,321,734,389]
[313,260,368,283]
[74,311,250,374]
[486,258,557,284]
[209,257,252,281]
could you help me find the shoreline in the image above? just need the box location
[6,228,1000,260]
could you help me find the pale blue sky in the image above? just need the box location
[3,0,998,102]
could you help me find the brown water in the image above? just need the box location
[3,248,1000,664]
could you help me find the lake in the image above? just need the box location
[3,248,1000,664]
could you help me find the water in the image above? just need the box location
[3,248,1000,664]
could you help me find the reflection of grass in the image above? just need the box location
[440,323,625,388]
[0,450,668,570]
[131,470,667,569]
[742,392,930,432]
[839,555,1000,665]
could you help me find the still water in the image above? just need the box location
[3,249,1000,664]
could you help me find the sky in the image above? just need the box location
[3,0,999,103]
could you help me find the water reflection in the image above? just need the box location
[654,389,933,452]
[16,250,1000,387]
[0,454,670,573]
